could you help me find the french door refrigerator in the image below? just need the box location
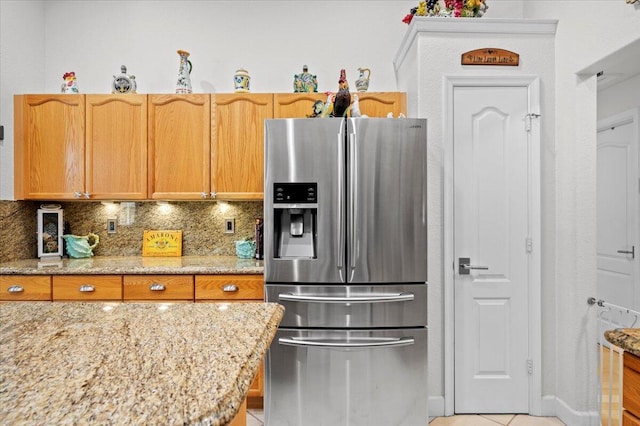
[264,117,428,426]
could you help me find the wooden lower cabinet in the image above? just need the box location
[123,275,194,301]
[195,275,265,407]
[53,275,122,301]
[0,275,51,301]
[624,352,640,424]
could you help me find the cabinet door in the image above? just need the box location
[14,95,85,200]
[212,94,272,200]
[355,92,407,118]
[123,275,194,301]
[149,94,211,199]
[85,95,148,200]
[0,275,51,301]
[53,275,122,301]
[274,93,327,118]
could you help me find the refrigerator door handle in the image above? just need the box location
[278,292,415,303]
[337,130,346,273]
[278,336,415,349]
[349,131,358,272]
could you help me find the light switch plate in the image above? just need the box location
[107,218,117,234]
[224,218,235,234]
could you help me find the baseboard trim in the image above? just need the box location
[429,396,445,418]
[551,396,600,426]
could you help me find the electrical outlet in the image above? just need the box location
[107,218,117,234]
[224,218,235,234]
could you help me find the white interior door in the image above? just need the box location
[453,85,532,413]
[597,109,640,316]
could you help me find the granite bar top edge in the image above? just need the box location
[604,328,640,358]
[0,255,264,275]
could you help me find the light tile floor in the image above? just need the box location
[247,409,566,425]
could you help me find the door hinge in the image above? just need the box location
[526,237,533,253]
[527,359,533,375]
[525,113,541,132]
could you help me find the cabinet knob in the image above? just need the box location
[201,192,209,199]
[74,191,82,198]
[150,283,166,291]
[79,284,95,293]
[7,285,24,293]
[223,284,239,292]
[83,192,91,199]
[210,192,217,199]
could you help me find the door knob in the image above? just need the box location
[459,257,489,275]
[617,246,635,259]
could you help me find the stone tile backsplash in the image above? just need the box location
[0,200,263,262]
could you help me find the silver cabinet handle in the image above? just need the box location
[223,284,239,292]
[150,283,166,291]
[617,246,635,259]
[83,192,91,199]
[74,191,82,199]
[278,292,414,304]
[279,336,415,349]
[79,285,95,293]
[7,285,25,293]
[210,192,217,199]
[201,192,208,199]
[459,257,489,275]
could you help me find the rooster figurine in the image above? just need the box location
[332,69,351,118]
[319,92,334,118]
[61,71,79,93]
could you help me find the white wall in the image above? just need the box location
[0,0,525,201]
[598,73,640,119]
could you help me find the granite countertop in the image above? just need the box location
[0,301,283,425]
[0,255,264,275]
[604,328,640,358]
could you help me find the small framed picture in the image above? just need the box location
[37,208,63,259]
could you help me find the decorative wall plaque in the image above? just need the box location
[461,48,519,66]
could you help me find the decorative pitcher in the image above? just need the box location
[62,232,100,258]
[355,68,371,92]
[176,50,193,94]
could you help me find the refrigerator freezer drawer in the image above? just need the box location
[265,327,428,426]
[266,283,427,328]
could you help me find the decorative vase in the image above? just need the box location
[62,233,100,258]
[355,68,371,92]
[234,68,250,93]
[61,72,79,93]
[112,65,137,94]
[235,239,256,259]
[293,65,318,93]
[176,50,193,94]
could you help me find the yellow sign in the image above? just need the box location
[142,230,183,257]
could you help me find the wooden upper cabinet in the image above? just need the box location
[14,94,86,200]
[274,93,327,118]
[273,92,406,119]
[212,94,273,200]
[85,95,148,200]
[148,94,211,200]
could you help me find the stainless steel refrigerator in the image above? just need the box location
[264,117,428,426]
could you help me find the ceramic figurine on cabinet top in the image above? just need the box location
[355,68,371,92]
[112,65,137,94]
[293,65,318,93]
[176,50,193,94]
[234,68,250,93]
[61,71,79,93]
[332,69,351,118]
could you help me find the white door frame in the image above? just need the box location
[443,75,542,416]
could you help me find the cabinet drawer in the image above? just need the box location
[53,275,122,301]
[624,410,640,426]
[195,275,263,300]
[624,352,640,419]
[0,275,51,301]
[124,275,194,301]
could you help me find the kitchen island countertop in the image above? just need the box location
[0,255,263,275]
[0,301,283,425]
[604,328,640,358]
